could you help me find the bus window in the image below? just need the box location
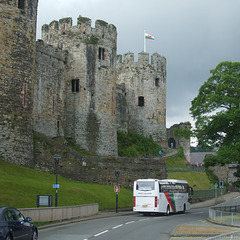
[136,181,155,191]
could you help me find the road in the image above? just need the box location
[39,208,208,240]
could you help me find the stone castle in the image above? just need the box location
[0,0,190,168]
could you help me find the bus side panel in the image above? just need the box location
[172,193,190,212]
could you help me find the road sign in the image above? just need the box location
[114,185,120,192]
[215,183,218,188]
[53,184,60,188]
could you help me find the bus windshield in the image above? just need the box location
[136,181,155,191]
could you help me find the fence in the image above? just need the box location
[205,231,240,240]
[192,187,227,201]
[209,206,240,226]
[167,165,205,172]
[207,203,240,239]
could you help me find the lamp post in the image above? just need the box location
[53,154,61,207]
[114,168,120,213]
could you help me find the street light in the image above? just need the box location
[114,168,120,213]
[53,154,61,207]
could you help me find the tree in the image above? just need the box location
[190,61,240,149]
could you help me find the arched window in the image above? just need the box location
[168,137,176,148]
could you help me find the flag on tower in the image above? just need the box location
[145,33,155,40]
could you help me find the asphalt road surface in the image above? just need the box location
[39,207,209,240]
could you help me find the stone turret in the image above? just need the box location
[0,0,38,166]
[35,16,118,156]
[116,52,167,145]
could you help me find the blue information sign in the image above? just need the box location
[53,184,60,188]
[214,183,218,188]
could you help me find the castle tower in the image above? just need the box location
[0,0,38,166]
[39,16,118,156]
[116,52,167,145]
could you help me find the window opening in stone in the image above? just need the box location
[98,47,105,60]
[168,137,176,148]
[138,96,144,106]
[57,120,60,135]
[18,0,25,10]
[155,78,160,87]
[71,79,79,92]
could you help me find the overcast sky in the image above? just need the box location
[36,0,240,131]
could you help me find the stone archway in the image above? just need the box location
[168,137,176,148]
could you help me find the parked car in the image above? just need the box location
[0,206,38,240]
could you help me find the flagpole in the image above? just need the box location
[144,30,146,52]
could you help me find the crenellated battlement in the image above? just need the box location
[41,15,117,45]
[117,51,166,73]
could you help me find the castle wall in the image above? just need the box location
[0,0,38,166]
[116,52,167,144]
[39,16,118,156]
[33,40,67,138]
[33,132,167,189]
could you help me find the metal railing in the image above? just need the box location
[205,231,240,240]
[209,208,240,226]
[207,203,240,239]
[192,187,227,201]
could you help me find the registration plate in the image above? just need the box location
[142,205,148,208]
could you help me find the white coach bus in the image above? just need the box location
[133,179,193,215]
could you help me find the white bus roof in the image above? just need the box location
[135,179,189,184]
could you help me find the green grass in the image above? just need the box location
[165,156,188,166]
[165,156,214,190]
[117,131,161,158]
[0,160,133,210]
[0,144,215,210]
[167,172,213,190]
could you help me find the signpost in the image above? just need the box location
[214,183,218,198]
[53,154,61,207]
[114,185,120,193]
[114,169,120,213]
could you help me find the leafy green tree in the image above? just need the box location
[190,61,240,149]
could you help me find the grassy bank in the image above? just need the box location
[0,160,132,210]
[0,153,214,209]
[165,156,214,189]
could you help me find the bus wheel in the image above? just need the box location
[166,206,170,216]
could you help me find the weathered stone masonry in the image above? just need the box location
[37,16,118,157]
[0,0,38,167]
[0,0,191,183]
[116,52,167,145]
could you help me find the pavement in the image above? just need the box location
[169,191,240,240]
[39,192,240,240]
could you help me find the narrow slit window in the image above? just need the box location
[138,96,144,106]
[71,79,80,92]
[18,0,25,10]
[98,47,105,60]
[155,78,160,87]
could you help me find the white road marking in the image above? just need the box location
[139,218,149,221]
[112,224,123,229]
[125,221,135,225]
[94,230,109,237]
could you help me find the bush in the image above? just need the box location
[117,131,161,158]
